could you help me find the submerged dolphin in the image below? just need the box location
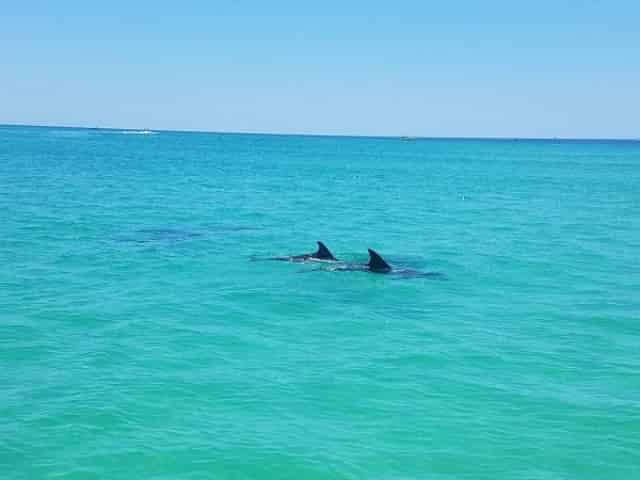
[327,249,445,279]
[253,241,339,263]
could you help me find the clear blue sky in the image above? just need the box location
[2,1,639,138]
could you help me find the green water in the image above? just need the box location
[1,126,638,479]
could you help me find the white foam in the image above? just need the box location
[120,130,156,135]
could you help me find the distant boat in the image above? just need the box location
[400,136,417,141]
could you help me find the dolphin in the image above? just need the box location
[253,241,339,263]
[324,249,445,279]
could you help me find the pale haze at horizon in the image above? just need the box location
[2,1,639,138]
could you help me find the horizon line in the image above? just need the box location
[1,122,638,143]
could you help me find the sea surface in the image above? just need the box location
[1,125,638,479]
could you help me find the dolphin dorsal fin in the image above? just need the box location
[367,249,392,272]
[315,241,337,260]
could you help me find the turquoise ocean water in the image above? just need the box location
[1,125,638,479]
